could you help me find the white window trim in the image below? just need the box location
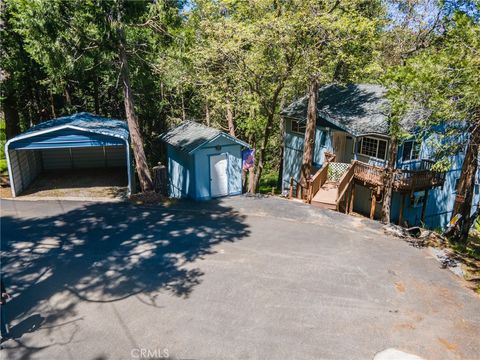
[359,136,388,161]
[402,140,421,163]
[290,120,306,135]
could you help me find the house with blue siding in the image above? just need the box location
[281,84,480,229]
[160,121,250,201]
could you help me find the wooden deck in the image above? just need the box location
[353,160,445,192]
[289,159,446,218]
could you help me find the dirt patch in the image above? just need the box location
[437,337,458,352]
[395,281,406,293]
[0,186,12,199]
[18,168,128,199]
[394,323,416,331]
[386,224,480,295]
[129,191,167,205]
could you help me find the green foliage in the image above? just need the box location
[258,170,279,194]
[0,119,5,158]
[2,0,478,188]
[384,5,480,168]
[0,119,6,174]
[1,0,184,165]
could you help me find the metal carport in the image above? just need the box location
[5,112,132,197]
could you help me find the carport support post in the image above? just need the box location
[125,140,133,196]
[370,189,376,219]
[5,144,16,197]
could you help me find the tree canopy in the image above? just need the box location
[1,0,479,222]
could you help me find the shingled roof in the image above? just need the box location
[159,121,250,154]
[18,112,129,141]
[281,84,426,136]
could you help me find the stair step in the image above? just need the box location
[311,200,336,210]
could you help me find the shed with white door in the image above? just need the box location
[159,121,249,201]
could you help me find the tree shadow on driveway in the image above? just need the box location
[0,199,250,352]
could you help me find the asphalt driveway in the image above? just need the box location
[1,196,479,360]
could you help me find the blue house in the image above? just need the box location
[160,121,250,201]
[281,84,480,229]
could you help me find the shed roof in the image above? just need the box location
[281,84,426,137]
[159,121,250,154]
[13,112,129,141]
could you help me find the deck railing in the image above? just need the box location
[419,159,435,171]
[336,162,355,210]
[307,164,329,203]
[289,177,309,201]
[289,159,445,206]
[353,161,445,191]
[353,161,384,187]
[393,169,445,191]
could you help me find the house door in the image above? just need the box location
[333,132,346,162]
[210,154,229,198]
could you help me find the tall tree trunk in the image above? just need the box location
[181,92,186,121]
[93,77,100,114]
[50,92,56,118]
[226,99,235,137]
[117,24,153,192]
[451,119,480,242]
[64,88,72,107]
[4,90,21,139]
[253,114,273,192]
[205,102,210,126]
[277,112,286,190]
[381,137,398,224]
[252,82,286,191]
[300,79,318,185]
[34,86,44,123]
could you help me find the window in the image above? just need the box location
[291,120,306,134]
[410,191,426,208]
[359,137,388,160]
[402,140,420,162]
[319,130,327,146]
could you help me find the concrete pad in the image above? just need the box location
[1,196,479,359]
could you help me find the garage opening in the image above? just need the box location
[5,113,132,198]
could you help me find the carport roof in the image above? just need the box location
[160,121,250,154]
[12,112,129,142]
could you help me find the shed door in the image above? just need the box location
[210,154,228,198]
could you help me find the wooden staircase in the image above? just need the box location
[311,180,339,209]
[289,160,355,212]
[289,158,446,220]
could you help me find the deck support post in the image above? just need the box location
[349,183,355,214]
[289,177,293,199]
[370,189,376,219]
[344,185,350,214]
[398,193,406,226]
[421,189,429,224]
